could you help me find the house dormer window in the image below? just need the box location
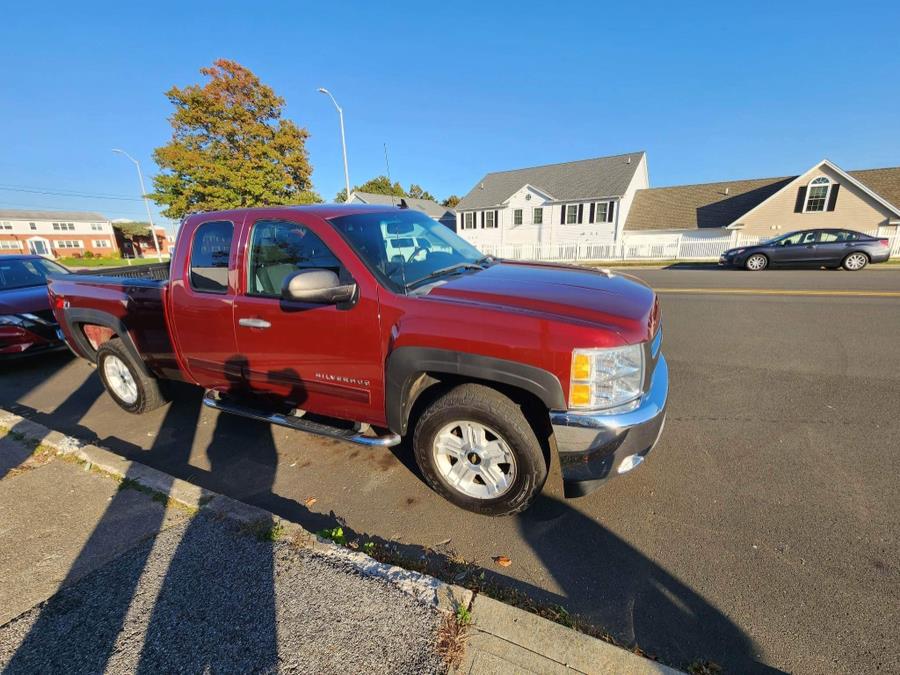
[804,177,831,212]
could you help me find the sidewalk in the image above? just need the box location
[0,412,679,674]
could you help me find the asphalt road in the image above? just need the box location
[2,266,899,673]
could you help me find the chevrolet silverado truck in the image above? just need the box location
[48,204,668,516]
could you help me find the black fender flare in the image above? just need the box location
[385,347,565,435]
[61,308,151,376]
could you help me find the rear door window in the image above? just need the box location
[190,221,233,293]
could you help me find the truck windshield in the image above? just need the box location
[329,211,488,292]
[0,258,70,290]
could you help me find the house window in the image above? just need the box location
[595,201,615,223]
[513,209,523,225]
[533,207,543,225]
[804,177,830,212]
[0,241,22,249]
[93,240,111,248]
[484,211,496,229]
[463,213,474,229]
[29,222,36,230]
[565,205,578,224]
[91,224,104,231]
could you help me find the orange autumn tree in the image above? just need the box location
[151,59,320,219]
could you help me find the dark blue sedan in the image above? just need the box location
[719,229,892,271]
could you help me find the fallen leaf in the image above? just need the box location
[304,497,318,507]
[493,555,512,567]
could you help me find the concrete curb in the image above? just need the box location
[1,408,683,674]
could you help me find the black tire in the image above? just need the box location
[842,251,869,271]
[412,383,547,516]
[96,337,166,414]
[745,253,768,271]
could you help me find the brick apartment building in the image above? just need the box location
[0,209,117,258]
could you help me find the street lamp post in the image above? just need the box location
[112,148,163,262]
[317,88,351,202]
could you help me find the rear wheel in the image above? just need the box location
[96,338,166,414]
[745,254,768,271]
[412,383,547,516]
[842,252,868,271]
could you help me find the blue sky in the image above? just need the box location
[1,1,898,232]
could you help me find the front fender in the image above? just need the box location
[384,347,565,435]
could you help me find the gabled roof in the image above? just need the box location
[0,208,109,222]
[625,163,900,231]
[348,192,455,220]
[626,176,794,231]
[455,152,645,211]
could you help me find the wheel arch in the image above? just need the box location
[385,347,565,437]
[62,308,150,376]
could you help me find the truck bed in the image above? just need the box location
[48,265,184,381]
[80,261,170,281]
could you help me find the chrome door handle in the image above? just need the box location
[239,317,271,329]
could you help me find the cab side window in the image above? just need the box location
[248,219,342,297]
[190,221,233,293]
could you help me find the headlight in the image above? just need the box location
[0,315,29,327]
[569,345,644,411]
[731,248,746,255]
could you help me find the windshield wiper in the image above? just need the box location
[405,263,484,290]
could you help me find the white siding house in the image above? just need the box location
[455,152,648,250]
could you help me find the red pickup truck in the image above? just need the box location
[49,204,667,515]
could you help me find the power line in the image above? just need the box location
[0,184,144,201]
[0,198,160,221]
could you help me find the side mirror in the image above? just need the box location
[282,269,356,304]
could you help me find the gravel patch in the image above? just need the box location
[0,513,446,674]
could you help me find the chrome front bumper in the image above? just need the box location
[549,353,668,497]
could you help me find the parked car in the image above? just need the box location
[48,205,668,515]
[0,255,70,359]
[719,229,891,271]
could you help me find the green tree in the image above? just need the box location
[113,221,151,237]
[150,59,320,219]
[407,184,437,201]
[442,195,461,208]
[336,175,407,203]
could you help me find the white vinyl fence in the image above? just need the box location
[474,230,900,263]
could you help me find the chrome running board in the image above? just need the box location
[202,393,401,447]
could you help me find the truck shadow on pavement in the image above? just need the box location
[3,360,782,674]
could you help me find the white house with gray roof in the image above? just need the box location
[454,152,648,248]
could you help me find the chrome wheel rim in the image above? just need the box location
[432,421,517,499]
[747,255,766,270]
[845,253,866,270]
[103,354,138,404]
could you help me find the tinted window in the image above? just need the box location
[819,230,858,242]
[247,220,341,297]
[0,258,69,290]
[190,221,233,293]
[776,231,816,246]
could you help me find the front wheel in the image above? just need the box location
[745,254,768,271]
[842,252,869,271]
[412,384,547,516]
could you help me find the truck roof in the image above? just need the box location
[183,203,411,223]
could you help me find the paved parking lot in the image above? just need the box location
[2,266,898,674]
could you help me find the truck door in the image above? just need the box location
[169,218,240,388]
[232,216,383,424]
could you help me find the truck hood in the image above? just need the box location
[424,262,659,343]
[0,284,52,315]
